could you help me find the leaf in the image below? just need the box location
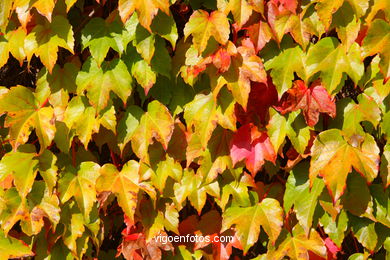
[264,45,306,97]
[361,19,390,81]
[151,11,178,49]
[131,101,174,163]
[58,162,101,218]
[81,17,133,66]
[230,123,276,176]
[0,86,56,151]
[118,0,170,31]
[268,225,327,260]
[267,108,287,153]
[184,93,218,149]
[0,151,39,197]
[0,0,13,32]
[25,16,74,73]
[97,161,141,225]
[184,10,230,53]
[342,94,381,137]
[117,105,144,153]
[306,37,363,94]
[277,80,336,127]
[246,21,273,52]
[309,129,380,202]
[76,58,132,113]
[0,188,28,235]
[319,210,348,247]
[228,0,253,29]
[222,198,283,253]
[33,0,56,21]
[284,161,324,234]
[0,230,34,259]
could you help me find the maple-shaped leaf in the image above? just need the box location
[277,80,336,127]
[230,123,276,176]
[25,16,74,73]
[306,38,364,94]
[33,0,56,21]
[310,129,379,202]
[184,10,230,54]
[361,19,390,81]
[264,45,306,97]
[268,225,327,260]
[342,93,381,137]
[76,57,132,114]
[118,0,170,31]
[81,17,134,66]
[0,230,34,259]
[0,86,56,151]
[131,101,174,163]
[97,161,142,225]
[58,162,101,219]
[222,198,283,253]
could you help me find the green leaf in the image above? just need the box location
[25,16,74,73]
[0,0,13,32]
[184,93,218,149]
[286,111,311,154]
[267,108,287,153]
[82,17,133,66]
[0,86,56,151]
[222,198,283,253]
[306,37,363,94]
[284,162,324,234]
[380,143,390,188]
[265,45,306,97]
[131,100,174,163]
[0,230,34,259]
[76,58,132,113]
[151,11,178,49]
[0,188,27,235]
[117,105,144,153]
[58,162,101,218]
[319,210,348,247]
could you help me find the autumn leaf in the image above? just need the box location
[310,129,380,202]
[222,198,283,253]
[268,225,327,260]
[184,10,230,54]
[0,230,34,259]
[276,80,336,127]
[118,0,170,31]
[230,123,276,176]
[131,101,174,163]
[25,16,74,73]
[0,86,56,151]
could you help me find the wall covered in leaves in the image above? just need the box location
[0,0,389,259]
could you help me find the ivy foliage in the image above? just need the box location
[0,0,389,259]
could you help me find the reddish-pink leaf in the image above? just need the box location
[271,0,298,14]
[325,237,340,259]
[230,124,276,176]
[276,80,336,127]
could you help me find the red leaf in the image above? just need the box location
[235,78,279,126]
[246,21,273,53]
[271,0,298,14]
[276,80,336,127]
[230,123,276,176]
